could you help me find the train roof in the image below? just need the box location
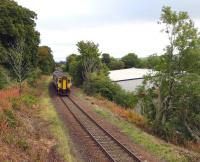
[53,71,70,78]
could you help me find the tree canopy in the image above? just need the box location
[0,0,40,67]
[121,53,140,68]
[77,41,102,80]
[101,53,111,66]
[38,46,55,74]
[139,6,200,142]
[108,57,125,70]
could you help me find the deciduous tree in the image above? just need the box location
[140,6,200,142]
[7,41,30,93]
[77,41,102,80]
[38,46,55,74]
[0,0,40,67]
[121,53,140,68]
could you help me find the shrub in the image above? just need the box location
[27,68,42,87]
[0,66,9,89]
[11,97,22,110]
[22,95,37,108]
[83,73,137,109]
[17,138,28,151]
[3,109,17,128]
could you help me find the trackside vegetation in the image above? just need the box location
[65,6,200,150]
[0,1,69,161]
[138,7,200,143]
[0,77,72,161]
[75,89,200,162]
[39,77,76,162]
[0,0,55,92]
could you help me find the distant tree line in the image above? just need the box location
[0,0,55,91]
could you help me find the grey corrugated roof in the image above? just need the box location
[109,68,151,81]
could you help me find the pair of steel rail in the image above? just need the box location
[60,96,143,162]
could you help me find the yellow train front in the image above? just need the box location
[53,71,72,95]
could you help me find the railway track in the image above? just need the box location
[60,96,143,162]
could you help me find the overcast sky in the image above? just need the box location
[16,0,200,61]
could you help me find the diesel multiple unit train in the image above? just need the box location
[53,71,72,95]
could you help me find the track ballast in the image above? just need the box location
[60,96,143,162]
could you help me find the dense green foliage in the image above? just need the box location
[38,46,55,74]
[101,53,125,70]
[101,52,162,70]
[138,6,200,143]
[101,53,111,66]
[83,73,137,108]
[27,68,42,87]
[0,0,55,90]
[66,41,105,85]
[121,53,141,68]
[109,57,125,70]
[0,66,9,89]
[140,54,162,69]
[66,54,83,85]
[77,41,102,80]
[0,0,40,67]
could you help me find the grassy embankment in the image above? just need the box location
[39,76,76,162]
[75,89,200,162]
[0,76,75,161]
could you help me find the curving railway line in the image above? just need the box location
[60,95,143,162]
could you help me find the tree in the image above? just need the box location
[146,54,161,69]
[65,54,83,85]
[77,41,102,81]
[7,41,30,93]
[0,0,40,67]
[108,57,125,70]
[65,54,78,71]
[140,6,200,142]
[38,46,55,74]
[102,53,111,66]
[121,53,140,68]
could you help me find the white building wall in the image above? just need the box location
[115,79,144,92]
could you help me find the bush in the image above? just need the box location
[3,109,17,128]
[22,95,37,108]
[27,68,42,87]
[17,138,28,150]
[11,97,22,110]
[83,73,137,109]
[0,66,9,89]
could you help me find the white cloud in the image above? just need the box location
[15,0,200,61]
[39,22,169,61]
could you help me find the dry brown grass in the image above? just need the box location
[185,141,200,153]
[0,77,60,161]
[83,93,147,128]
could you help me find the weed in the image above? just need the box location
[4,109,17,128]
[3,134,15,145]
[11,97,22,110]
[0,112,9,132]
[22,95,37,108]
[17,138,28,151]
